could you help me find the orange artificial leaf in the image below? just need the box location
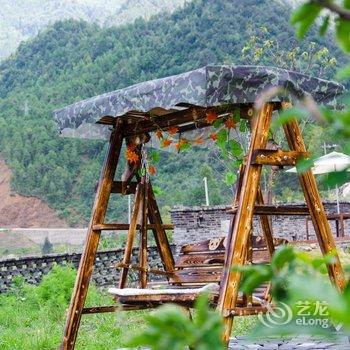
[175,138,189,151]
[161,138,172,148]
[194,136,204,145]
[210,132,218,141]
[148,165,157,175]
[225,117,236,129]
[155,130,163,139]
[205,111,218,124]
[168,126,179,135]
[125,147,139,163]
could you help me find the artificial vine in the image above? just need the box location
[125,108,249,185]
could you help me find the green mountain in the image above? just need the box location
[0,0,185,60]
[0,0,345,225]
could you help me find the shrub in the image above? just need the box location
[41,237,53,255]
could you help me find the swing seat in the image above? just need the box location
[110,236,286,311]
[108,283,220,306]
[109,283,266,308]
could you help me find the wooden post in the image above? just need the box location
[225,164,246,255]
[217,103,274,345]
[121,180,175,286]
[232,164,245,207]
[256,188,275,302]
[139,176,149,288]
[282,104,345,291]
[249,119,275,258]
[242,228,253,307]
[256,188,275,258]
[61,121,124,350]
[232,170,275,304]
[147,182,175,276]
[119,182,143,288]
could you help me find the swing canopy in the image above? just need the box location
[53,65,344,140]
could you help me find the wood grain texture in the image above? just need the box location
[256,188,275,302]
[180,235,286,254]
[92,223,173,230]
[147,182,175,277]
[175,252,225,267]
[176,248,273,268]
[170,266,223,284]
[217,103,274,345]
[119,182,143,288]
[110,181,137,194]
[251,149,309,166]
[282,104,345,291]
[139,177,149,288]
[123,105,259,137]
[226,204,310,215]
[82,306,117,314]
[256,188,275,258]
[113,290,266,308]
[115,262,172,276]
[61,121,124,350]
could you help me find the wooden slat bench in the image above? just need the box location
[110,236,287,313]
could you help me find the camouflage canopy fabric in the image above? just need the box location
[53,65,344,140]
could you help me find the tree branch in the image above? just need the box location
[314,0,350,21]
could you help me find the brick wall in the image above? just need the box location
[170,202,350,248]
[0,246,169,293]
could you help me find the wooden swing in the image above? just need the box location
[53,66,346,349]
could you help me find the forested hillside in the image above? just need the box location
[0,0,346,225]
[0,0,185,60]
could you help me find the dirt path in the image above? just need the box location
[0,156,67,228]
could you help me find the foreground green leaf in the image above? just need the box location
[290,2,322,38]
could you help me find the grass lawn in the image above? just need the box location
[0,265,146,350]
[2,245,349,349]
[0,265,257,349]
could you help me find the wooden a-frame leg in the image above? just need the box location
[61,122,124,350]
[119,181,143,288]
[120,180,175,285]
[147,182,175,277]
[256,188,275,302]
[239,177,275,303]
[218,103,274,346]
[256,188,275,258]
[234,167,275,306]
[282,106,345,291]
[242,228,253,307]
[139,176,149,288]
[233,164,275,255]
[226,164,246,252]
[233,164,275,260]
[247,113,275,261]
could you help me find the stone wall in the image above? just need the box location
[0,246,169,293]
[170,202,350,248]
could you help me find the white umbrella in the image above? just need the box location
[286,151,350,213]
[340,182,350,199]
